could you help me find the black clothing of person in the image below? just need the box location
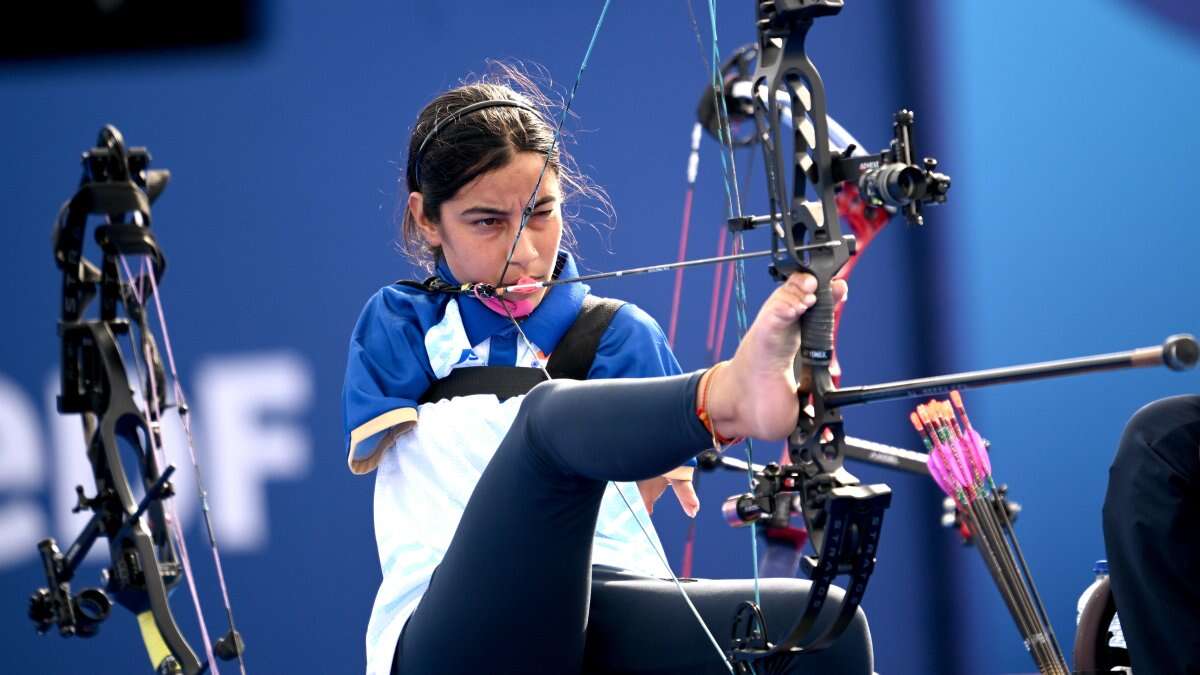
[1103,395,1200,673]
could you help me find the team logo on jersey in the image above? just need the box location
[452,349,481,367]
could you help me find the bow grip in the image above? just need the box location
[800,279,835,363]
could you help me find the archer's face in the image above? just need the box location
[412,152,563,311]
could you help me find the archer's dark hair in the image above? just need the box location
[399,63,608,271]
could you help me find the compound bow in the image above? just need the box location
[31,125,246,675]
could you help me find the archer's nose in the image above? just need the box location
[505,226,539,268]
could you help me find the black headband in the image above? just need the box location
[411,99,542,187]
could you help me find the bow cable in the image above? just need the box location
[711,145,756,362]
[666,122,703,347]
[701,0,766,635]
[701,1,745,222]
[143,260,247,674]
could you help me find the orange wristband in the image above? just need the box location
[696,361,743,447]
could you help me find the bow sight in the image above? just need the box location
[834,110,951,227]
[700,54,949,230]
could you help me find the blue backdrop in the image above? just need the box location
[1,2,1195,673]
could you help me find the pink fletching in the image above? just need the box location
[926,449,953,496]
[969,429,993,477]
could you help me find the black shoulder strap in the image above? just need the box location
[546,295,625,380]
[419,366,547,404]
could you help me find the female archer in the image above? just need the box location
[341,68,870,674]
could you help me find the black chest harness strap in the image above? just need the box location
[396,277,625,404]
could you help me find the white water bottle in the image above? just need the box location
[1076,560,1109,626]
[1076,560,1127,651]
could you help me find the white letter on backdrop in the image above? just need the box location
[196,352,313,550]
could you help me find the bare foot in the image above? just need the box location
[704,273,846,441]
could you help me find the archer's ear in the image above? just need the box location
[408,192,442,248]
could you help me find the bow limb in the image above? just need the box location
[828,184,890,386]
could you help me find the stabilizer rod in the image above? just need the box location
[825,334,1198,409]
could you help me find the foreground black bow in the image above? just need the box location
[31,126,245,674]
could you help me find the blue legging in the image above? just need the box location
[394,373,873,674]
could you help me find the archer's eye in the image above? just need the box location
[472,217,504,228]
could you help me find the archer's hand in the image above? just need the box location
[637,466,699,518]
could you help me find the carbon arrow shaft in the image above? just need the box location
[493,241,842,296]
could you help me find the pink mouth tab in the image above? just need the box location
[475,276,541,318]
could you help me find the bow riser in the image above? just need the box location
[718,5,897,665]
[749,9,854,490]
